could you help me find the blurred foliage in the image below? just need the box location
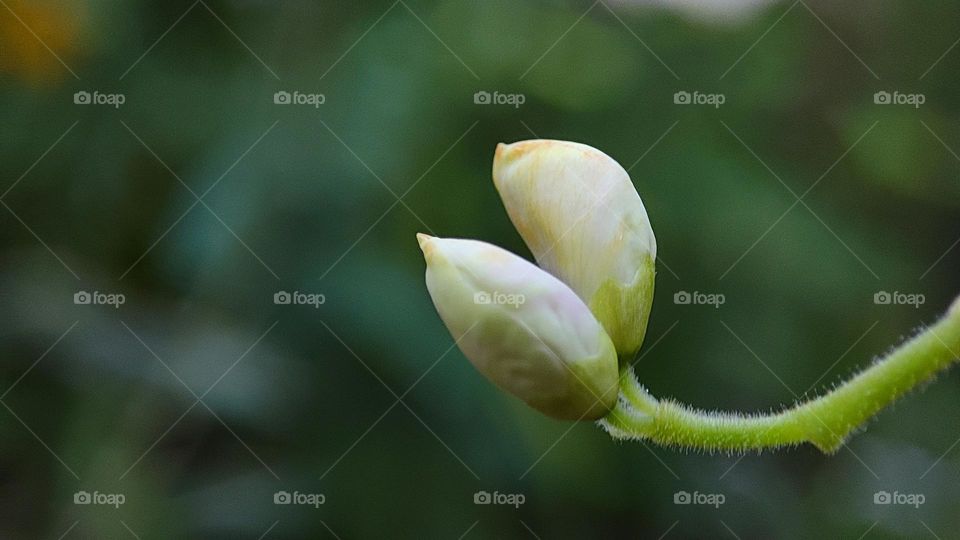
[1,0,959,537]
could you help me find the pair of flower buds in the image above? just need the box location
[418,140,656,421]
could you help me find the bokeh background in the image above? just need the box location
[1,0,959,537]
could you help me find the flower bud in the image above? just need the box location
[417,234,618,420]
[493,139,656,359]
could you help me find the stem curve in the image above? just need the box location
[600,298,960,453]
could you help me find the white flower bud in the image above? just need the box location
[493,139,657,358]
[417,234,618,420]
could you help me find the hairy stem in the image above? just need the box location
[600,298,960,453]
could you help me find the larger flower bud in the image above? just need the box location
[418,234,618,420]
[493,140,656,359]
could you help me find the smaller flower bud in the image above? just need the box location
[493,140,657,359]
[418,234,618,420]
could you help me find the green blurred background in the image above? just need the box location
[1,0,959,537]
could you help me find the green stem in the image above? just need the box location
[600,299,960,453]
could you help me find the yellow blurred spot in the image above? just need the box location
[0,0,83,86]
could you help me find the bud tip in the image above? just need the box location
[416,233,434,256]
[495,140,540,163]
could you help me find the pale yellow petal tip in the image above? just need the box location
[493,139,557,164]
[493,142,513,171]
[416,233,436,258]
[495,140,546,161]
[494,140,548,187]
[494,140,599,170]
